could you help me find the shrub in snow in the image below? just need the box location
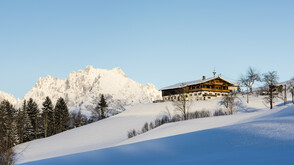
[155,119,162,128]
[127,129,138,139]
[160,115,170,124]
[199,110,210,118]
[186,110,211,120]
[149,122,154,130]
[213,109,228,116]
[127,110,212,139]
[141,122,149,133]
[171,114,182,122]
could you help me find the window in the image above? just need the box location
[190,94,192,96]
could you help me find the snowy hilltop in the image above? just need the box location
[13,66,161,115]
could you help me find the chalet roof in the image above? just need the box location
[160,76,236,91]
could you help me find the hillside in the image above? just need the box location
[15,94,292,164]
[21,105,294,165]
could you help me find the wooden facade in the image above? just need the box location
[161,77,236,101]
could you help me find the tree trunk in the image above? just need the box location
[247,86,249,104]
[270,84,273,109]
[284,85,287,105]
[44,115,48,138]
[183,99,187,120]
[292,92,294,104]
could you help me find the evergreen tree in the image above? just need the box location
[0,100,19,148]
[16,100,34,143]
[16,108,24,143]
[23,101,34,143]
[70,110,88,129]
[27,98,40,140]
[42,96,54,137]
[54,97,70,134]
[92,94,108,120]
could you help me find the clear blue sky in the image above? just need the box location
[0,0,293,98]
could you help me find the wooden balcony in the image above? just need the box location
[187,88,230,93]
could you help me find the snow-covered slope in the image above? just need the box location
[0,91,18,105]
[21,66,161,115]
[23,105,294,165]
[15,95,287,164]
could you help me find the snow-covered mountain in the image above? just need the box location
[0,91,18,105]
[280,78,294,86]
[20,66,161,115]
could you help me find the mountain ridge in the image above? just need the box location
[0,66,161,115]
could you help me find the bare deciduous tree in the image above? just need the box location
[263,71,279,109]
[165,106,173,122]
[172,86,192,120]
[219,93,237,115]
[247,67,261,93]
[287,81,294,104]
[239,67,261,104]
[240,75,250,104]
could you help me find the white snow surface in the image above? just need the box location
[17,66,161,115]
[15,94,293,164]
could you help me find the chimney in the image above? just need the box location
[202,76,206,80]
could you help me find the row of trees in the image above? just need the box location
[128,109,211,139]
[0,94,109,164]
[240,67,294,109]
[0,97,71,152]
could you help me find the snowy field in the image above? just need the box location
[15,95,294,164]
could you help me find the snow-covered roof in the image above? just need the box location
[232,82,241,87]
[160,77,235,91]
